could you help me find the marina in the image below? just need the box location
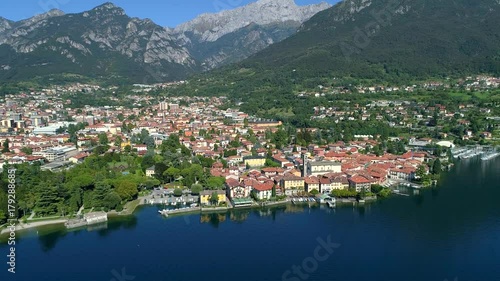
[481,151,500,161]
[451,146,499,160]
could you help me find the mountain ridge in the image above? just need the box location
[174,0,331,42]
[0,0,330,83]
[230,0,500,84]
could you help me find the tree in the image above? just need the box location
[114,180,138,201]
[265,158,280,167]
[432,159,442,174]
[206,177,225,190]
[141,154,155,171]
[173,188,183,197]
[371,184,384,194]
[0,210,6,225]
[114,136,123,147]
[210,192,219,205]
[144,136,155,149]
[35,187,59,216]
[182,164,203,187]
[191,184,203,195]
[98,133,109,145]
[103,192,122,210]
[416,165,427,179]
[250,189,259,201]
[20,147,33,155]
[93,182,111,208]
[271,185,277,198]
[154,163,168,182]
[2,139,9,153]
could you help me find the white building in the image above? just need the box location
[306,161,342,176]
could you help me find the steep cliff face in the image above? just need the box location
[174,0,331,69]
[175,0,331,42]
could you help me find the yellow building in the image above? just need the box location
[280,174,305,195]
[121,141,131,149]
[200,190,227,206]
[243,156,266,168]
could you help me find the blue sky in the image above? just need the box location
[0,0,340,27]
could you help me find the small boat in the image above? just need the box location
[190,203,198,208]
[158,209,169,216]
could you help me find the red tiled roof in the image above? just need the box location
[253,182,274,192]
[349,175,372,184]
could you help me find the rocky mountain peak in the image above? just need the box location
[24,8,65,23]
[0,17,12,32]
[94,2,118,10]
[91,2,125,15]
[174,0,331,42]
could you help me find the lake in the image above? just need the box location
[1,157,500,281]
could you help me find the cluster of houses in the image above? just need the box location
[311,98,498,142]
[298,75,500,97]
[206,147,432,206]
[1,86,444,195]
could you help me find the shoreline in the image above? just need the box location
[0,194,387,236]
[0,219,67,235]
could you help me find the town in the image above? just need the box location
[0,77,499,227]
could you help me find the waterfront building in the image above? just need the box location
[84,212,108,224]
[252,182,274,200]
[279,174,305,195]
[348,175,374,192]
[389,167,416,181]
[304,176,320,193]
[226,178,251,199]
[200,190,227,206]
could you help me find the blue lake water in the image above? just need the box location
[1,157,500,281]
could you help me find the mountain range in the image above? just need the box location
[0,0,330,83]
[2,0,500,86]
[230,0,500,83]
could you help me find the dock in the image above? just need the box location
[158,206,201,216]
[452,146,499,160]
[481,151,500,161]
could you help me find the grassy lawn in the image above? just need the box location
[448,91,472,101]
